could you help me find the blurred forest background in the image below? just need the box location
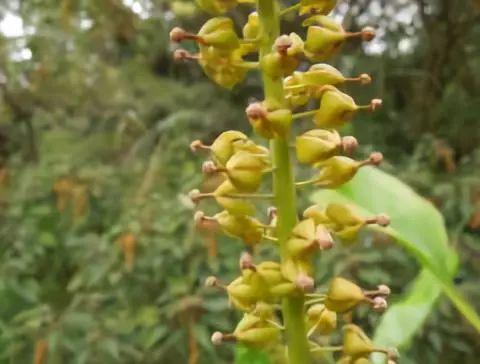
[0,0,479,363]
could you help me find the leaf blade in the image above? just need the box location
[312,166,480,350]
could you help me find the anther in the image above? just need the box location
[205,276,220,288]
[190,139,209,153]
[211,331,224,345]
[375,214,391,227]
[267,206,277,222]
[387,348,400,360]
[315,227,334,250]
[372,296,388,311]
[202,160,219,175]
[188,189,201,203]
[295,274,315,292]
[169,27,188,42]
[368,152,384,166]
[194,211,206,227]
[359,73,372,85]
[173,49,199,61]
[274,35,293,55]
[245,102,267,119]
[361,26,376,41]
[341,136,359,155]
[377,284,391,296]
[239,251,256,271]
[370,98,383,111]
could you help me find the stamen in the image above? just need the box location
[341,136,359,155]
[173,49,200,61]
[190,140,210,153]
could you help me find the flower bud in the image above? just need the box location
[307,304,337,335]
[325,277,365,313]
[261,33,304,79]
[325,203,389,241]
[241,12,259,54]
[256,261,284,286]
[299,0,337,16]
[302,63,346,87]
[225,151,270,192]
[304,16,348,61]
[210,130,248,166]
[214,210,264,246]
[252,302,275,319]
[235,327,280,348]
[296,129,342,165]
[287,219,333,257]
[214,180,256,216]
[197,17,240,51]
[311,153,382,189]
[246,102,293,139]
[199,47,248,88]
[282,256,313,282]
[325,203,364,240]
[269,282,297,297]
[312,86,358,129]
[342,324,376,359]
[227,277,257,311]
[303,205,332,226]
[311,156,361,188]
[243,12,259,40]
[304,16,376,61]
[235,310,266,333]
[284,72,310,108]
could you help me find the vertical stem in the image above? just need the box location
[256,0,311,363]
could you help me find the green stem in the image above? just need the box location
[279,3,301,16]
[256,0,311,363]
[292,109,317,120]
[310,346,343,353]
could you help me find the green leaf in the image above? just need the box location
[372,269,442,350]
[235,345,270,364]
[312,167,480,350]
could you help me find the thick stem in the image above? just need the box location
[256,0,311,363]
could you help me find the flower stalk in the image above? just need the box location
[256,0,311,361]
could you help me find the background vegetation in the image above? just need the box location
[0,0,478,363]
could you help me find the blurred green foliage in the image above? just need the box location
[0,0,479,363]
